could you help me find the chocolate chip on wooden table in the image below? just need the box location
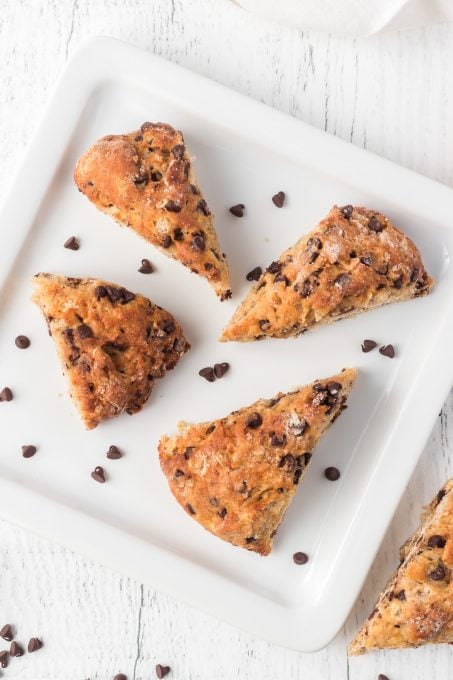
[15,335,30,349]
[199,366,215,382]
[379,344,395,358]
[324,467,340,481]
[155,664,171,678]
[229,203,245,217]
[361,339,377,353]
[246,412,262,429]
[213,362,229,379]
[28,637,43,652]
[10,641,24,657]
[22,445,37,458]
[91,466,106,483]
[293,552,309,565]
[246,266,262,281]
[428,534,446,548]
[107,445,122,460]
[0,650,8,668]
[64,236,80,250]
[138,258,153,274]
[0,624,13,641]
[272,191,285,208]
[0,387,13,402]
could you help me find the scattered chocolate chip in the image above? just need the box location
[28,637,43,653]
[162,235,173,248]
[0,650,8,668]
[361,339,377,353]
[246,413,262,429]
[191,231,206,252]
[95,285,107,299]
[22,445,37,458]
[271,434,287,447]
[395,589,406,600]
[0,387,13,402]
[229,203,245,217]
[138,258,153,274]
[185,503,195,515]
[218,508,227,519]
[259,319,271,332]
[165,201,181,213]
[155,664,171,678]
[150,171,163,182]
[360,256,372,266]
[267,261,282,274]
[324,467,340,481]
[293,552,309,565]
[428,535,447,548]
[213,363,229,379]
[197,199,211,216]
[199,367,215,382]
[15,335,30,349]
[341,205,353,219]
[379,344,395,359]
[64,236,80,250]
[107,445,122,460]
[246,266,262,281]
[10,641,23,657]
[245,537,256,544]
[272,191,285,208]
[0,624,13,641]
[368,216,384,232]
[91,466,106,483]
[428,563,446,581]
[171,144,185,160]
[78,324,93,339]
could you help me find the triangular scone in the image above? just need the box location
[33,273,190,429]
[220,205,433,341]
[159,368,356,555]
[74,122,231,300]
[349,480,453,654]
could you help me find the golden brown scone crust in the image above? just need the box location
[159,368,356,555]
[33,274,190,430]
[221,205,433,341]
[349,480,453,654]
[74,122,231,300]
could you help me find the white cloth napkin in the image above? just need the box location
[233,0,453,36]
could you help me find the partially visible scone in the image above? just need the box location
[159,367,356,555]
[221,205,433,341]
[33,273,190,429]
[349,480,453,654]
[74,122,231,300]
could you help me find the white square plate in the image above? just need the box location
[1,37,453,652]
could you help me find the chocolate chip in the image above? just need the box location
[295,280,313,298]
[135,134,143,142]
[150,171,163,182]
[360,256,372,266]
[245,537,256,544]
[95,285,107,299]
[107,445,122,460]
[28,637,43,653]
[368,216,384,232]
[171,144,185,159]
[175,469,184,478]
[133,172,149,185]
[274,273,289,286]
[191,231,206,252]
[64,236,79,250]
[0,624,13,641]
[162,235,172,248]
[15,335,30,349]
[272,191,285,208]
[218,507,227,519]
[361,339,377,353]
[213,363,229,379]
[165,201,181,212]
[271,434,287,447]
[334,273,350,287]
[293,552,309,565]
[246,266,262,281]
[308,252,319,264]
[377,675,390,680]
[437,489,447,504]
[324,467,340,481]
[395,590,406,600]
[10,641,23,657]
[0,387,13,402]
[428,563,446,581]
[246,412,262,429]
[206,425,216,434]
[267,261,281,274]
[138,258,153,274]
[199,367,215,382]
[183,447,194,460]
[394,275,403,289]
[229,203,245,217]
[185,503,195,515]
[78,324,93,339]
[0,650,8,668]
[155,664,171,678]
[428,535,446,548]
[379,344,395,359]
[91,466,106,483]
[341,205,353,219]
[22,445,37,458]
[113,675,127,680]
[259,319,271,332]
[197,199,211,216]
[189,184,200,195]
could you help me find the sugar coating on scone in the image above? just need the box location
[32,273,190,429]
[221,205,434,341]
[349,479,453,654]
[74,122,231,300]
[159,367,356,555]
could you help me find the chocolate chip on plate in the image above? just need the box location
[138,258,153,274]
[324,467,341,481]
[246,266,262,282]
[155,664,171,678]
[64,236,80,250]
[15,335,30,349]
[229,203,245,217]
[22,445,37,458]
[246,413,262,429]
[91,466,106,483]
[199,366,215,382]
[293,552,309,565]
[28,637,43,653]
[113,675,127,680]
[107,445,122,460]
[0,387,13,402]
[272,191,285,208]
[361,339,377,353]
[379,344,395,359]
[10,641,24,657]
[377,675,390,680]
[213,363,229,379]
[0,650,8,668]
[0,624,13,641]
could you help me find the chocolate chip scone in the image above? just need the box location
[33,274,190,429]
[349,480,453,654]
[159,367,356,555]
[221,205,433,341]
[74,122,231,300]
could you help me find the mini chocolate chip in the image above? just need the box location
[377,675,390,680]
[22,445,37,458]
[307,237,322,252]
[165,201,181,212]
[0,386,13,402]
[91,466,106,483]
[185,503,195,515]
[379,344,395,359]
[349,250,357,258]
[218,508,227,519]
[267,261,282,274]
[183,447,194,460]
[150,171,163,182]
[324,467,340,481]
[162,235,172,248]
[206,425,216,434]
[191,232,206,252]
[95,285,107,299]
[64,236,79,250]
[341,205,353,219]
[395,589,406,600]
[15,335,30,349]
[229,204,245,217]
[410,268,419,283]
[155,664,171,678]
[138,258,153,274]
[10,641,23,657]
[133,172,149,185]
[28,637,43,653]
[173,227,184,241]
[197,199,211,216]
[308,252,319,264]
[171,144,185,159]
[246,266,262,281]
[271,434,287,447]
[213,363,229,379]
[107,445,122,460]
[394,275,403,289]
[295,280,313,298]
[189,184,200,195]
[78,324,93,339]
[246,412,262,429]
[259,319,271,332]
[277,487,284,493]
[245,536,256,544]
[293,552,309,565]
[361,339,377,353]
[272,191,285,208]
[174,469,184,478]
[428,563,446,581]
[293,468,303,485]
[199,367,215,382]
[334,273,350,287]
[274,273,289,286]
[0,650,8,668]
[0,624,13,641]
[428,535,447,548]
[368,216,384,232]
[360,256,372,266]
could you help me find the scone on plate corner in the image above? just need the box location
[159,367,357,555]
[32,273,190,429]
[220,205,433,341]
[74,122,231,300]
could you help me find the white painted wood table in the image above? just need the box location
[1,1,452,678]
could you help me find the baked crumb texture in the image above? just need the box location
[32,273,190,430]
[221,205,434,341]
[74,122,231,300]
[349,479,453,654]
[159,367,356,555]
